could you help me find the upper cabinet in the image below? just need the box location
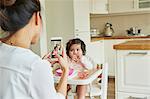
[137,0,150,10]
[90,0,108,14]
[90,0,150,14]
[109,0,136,13]
[73,0,90,32]
[109,0,150,13]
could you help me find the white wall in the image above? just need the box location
[31,0,48,57]
[45,0,74,51]
[90,13,150,36]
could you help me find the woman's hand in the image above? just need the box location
[42,52,58,65]
[55,48,69,96]
[55,48,69,71]
[42,52,51,59]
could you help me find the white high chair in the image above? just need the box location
[67,63,108,99]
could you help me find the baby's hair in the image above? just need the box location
[66,38,86,56]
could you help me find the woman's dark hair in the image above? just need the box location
[66,38,86,56]
[0,0,41,36]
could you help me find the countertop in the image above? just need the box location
[91,36,150,42]
[113,40,150,50]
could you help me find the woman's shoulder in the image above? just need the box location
[16,48,40,60]
[11,47,43,68]
[15,49,51,72]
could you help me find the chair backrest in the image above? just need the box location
[100,63,109,99]
[67,63,109,99]
[86,62,108,99]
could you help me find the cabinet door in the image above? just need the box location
[117,50,150,94]
[90,0,108,14]
[117,92,150,99]
[73,0,90,32]
[109,0,136,13]
[137,0,150,11]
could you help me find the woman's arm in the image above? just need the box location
[41,48,69,96]
[56,68,68,96]
[54,49,69,96]
[30,60,66,99]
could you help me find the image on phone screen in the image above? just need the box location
[50,37,63,58]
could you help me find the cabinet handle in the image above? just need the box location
[75,29,79,32]
[75,34,79,36]
[128,52,148,55]
[129,96,147,99]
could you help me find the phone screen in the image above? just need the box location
[50,37,63,58]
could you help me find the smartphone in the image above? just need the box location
[50,37,63,58]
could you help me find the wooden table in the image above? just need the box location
[113,40,150,50]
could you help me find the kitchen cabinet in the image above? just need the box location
[109,0,150,13]
[109,0,136,13]
[117,92,150,99]
[73,0,90,32]
[116,50,150,99]
[114,40,150,99]
[138,0,150,10]
[90,0,108,14]
[91,38,150,77]
[73,0,91,44]
[105,38,150,77]
[45,0,90,51]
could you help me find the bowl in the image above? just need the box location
[55,68,74,76]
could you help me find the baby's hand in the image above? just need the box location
[72,55,83,63]
[72,55,79,63]
[78,70,89,79]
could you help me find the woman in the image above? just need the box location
[0,0,69,99]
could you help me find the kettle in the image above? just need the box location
[104,23,114,37]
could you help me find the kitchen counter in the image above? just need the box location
[91,36,150,42]
[113,40,150,50]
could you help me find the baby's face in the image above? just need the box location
[69,44,83,60]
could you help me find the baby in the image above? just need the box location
[66,38,94,99]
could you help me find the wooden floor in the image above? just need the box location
[85,77,115,99]
[107,77,115,99]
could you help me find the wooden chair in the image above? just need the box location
[67,63,108,99]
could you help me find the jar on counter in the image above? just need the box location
[90,29,100,37]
